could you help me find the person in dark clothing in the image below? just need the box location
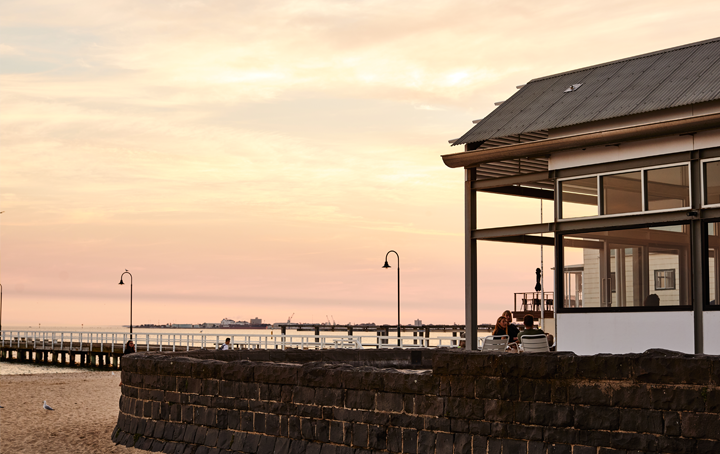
[492,316,509,336]
[124,340,135,355]
[518,314,545,344]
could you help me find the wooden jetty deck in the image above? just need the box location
[0,327,493,370]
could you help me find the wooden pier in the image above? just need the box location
[1,338,128,369]
[0,326,495,370]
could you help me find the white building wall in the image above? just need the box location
[704,311,720,355]
[556,311,694,355]
[547,101,720,171]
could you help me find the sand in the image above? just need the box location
[0,371,138,453]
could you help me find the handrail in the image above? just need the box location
[0,329,476,351]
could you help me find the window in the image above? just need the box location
[654,270,676,290]
[560,177,598,219]
[705,160,720,205]
[602,171,642,215]
[562,225,690,308]
[646,165,689,210]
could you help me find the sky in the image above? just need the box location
[1,0,719,327]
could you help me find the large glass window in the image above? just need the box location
[560,177,598,219]
[646,165,689,210]
[562,225,690,308]
[602,171,642,215]
[559,164,690,219]
[705,161,720,205]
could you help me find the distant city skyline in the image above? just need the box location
[1,1,719,326]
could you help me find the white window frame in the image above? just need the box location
[701,157,720,207]
[557,162,691,221]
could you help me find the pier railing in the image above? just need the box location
[0,330,471,352]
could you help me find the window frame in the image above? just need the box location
[654,269,676,291]
[701,157,720,207]
[556,222,693,313]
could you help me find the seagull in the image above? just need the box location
[43,401,55,411]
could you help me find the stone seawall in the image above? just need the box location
[112,349,720,453]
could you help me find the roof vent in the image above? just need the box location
[494,101,504,106]
[564,83,583,93]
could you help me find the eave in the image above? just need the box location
[441,112,720,169]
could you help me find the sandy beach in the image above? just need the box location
[0,371,138,454]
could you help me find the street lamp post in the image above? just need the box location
[0,283,3,332]
[382,250,400,346]
[119,270,133,339]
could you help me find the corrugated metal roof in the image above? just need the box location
[454,37,720,146]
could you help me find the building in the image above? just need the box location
[443,37,720,355]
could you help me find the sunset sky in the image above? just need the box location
[2,1,719,327]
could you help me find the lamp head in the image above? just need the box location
[119,278,124,285]
[382,261,391,269]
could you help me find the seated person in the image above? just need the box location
[644,294,660,307]
[492,316,509,337]
[502,310,519,343]
[221,338,231,350]
[517,314,545,344]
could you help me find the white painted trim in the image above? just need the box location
[704,311,720,355]
[556,311,694,355]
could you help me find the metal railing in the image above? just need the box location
[0,330,470,352]
[513,291,555,313]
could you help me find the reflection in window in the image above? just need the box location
[602,171,642,215]
[646,166,689,211]
[705,161,720,205]
[709,222,720,305]
[563,225,690,308]
[654,269,676,290]
[560,177,598,219]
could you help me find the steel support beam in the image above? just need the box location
[479,186,554,200]
[690,152,704,354]
[465,168,478,351]
[482,235,554,246]
[472,223,552,240]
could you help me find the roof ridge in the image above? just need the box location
[529,36,720,84]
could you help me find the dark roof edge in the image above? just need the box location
[441,112,720,169]
[528,36,720,84]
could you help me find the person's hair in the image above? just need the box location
[492,316,507,335]
[225,338,231,342]
[126,340,133,346]
[523,314,534,327]
[502,310,512,318]
[644,294,660,306]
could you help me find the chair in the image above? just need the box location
[481,335,509,352]
[518,334,553,353]
[532,298,541,310]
